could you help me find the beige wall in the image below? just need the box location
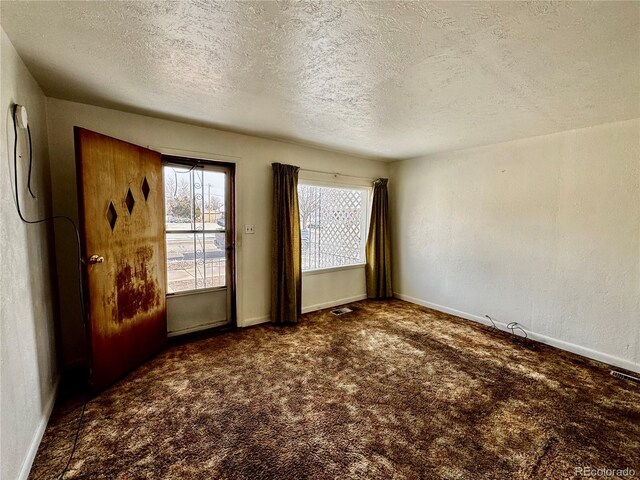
[390,119,640,372]
[45,98,389,365]
[0,29,59,480]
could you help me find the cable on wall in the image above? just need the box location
[11,103,89,480]
[12,104,87,324]
[484,314,497,330]
[26,124,36,198]
[483,313,536,350]
[14,104,35,198]
[506,322,528,340]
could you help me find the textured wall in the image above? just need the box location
[0,29,59,480]
[45,98,389,365]
[390,119,640,372]
[302,267,367,314]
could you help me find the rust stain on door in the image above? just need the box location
[115,246,160,322]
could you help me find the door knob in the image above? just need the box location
[88,255,105,264]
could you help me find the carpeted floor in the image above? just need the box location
[30,299,639,479]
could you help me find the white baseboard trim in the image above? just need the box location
[239,295,368,327]
[18,375,60,480]
[167,320,228,337]
[394,293,640,374]
[239,315,271,328]
[302,294,367,314]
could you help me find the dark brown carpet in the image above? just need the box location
[30,299,639,479]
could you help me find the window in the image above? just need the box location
[298,183,369,272]
[164,164,227,293]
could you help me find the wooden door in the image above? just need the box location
[75,127,166,391]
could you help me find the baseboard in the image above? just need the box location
[167,320,228,337]
[239,295,368,327]
[18,375,60,480]
[239,315,271,328]
[394,293,640,374]
[302,294,367,314]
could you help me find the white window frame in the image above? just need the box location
[297,177,372,275]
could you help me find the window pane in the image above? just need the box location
[299,184,367,271]
[164,166,226,232]
[202,233,226,288]
[166,232,196,293]
[164,164,227,293]
[196,170,226,231]
[166,232,226,293]
[164,165,195,230]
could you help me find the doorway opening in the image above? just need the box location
[163,156,236,335]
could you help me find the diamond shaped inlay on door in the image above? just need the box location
[106,201,118,230]
[125,188,135,214]
[141,177,150,201]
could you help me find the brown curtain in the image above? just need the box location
[271,163,302,324]
[366,178,392,299]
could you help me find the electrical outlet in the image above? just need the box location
[244,224,255,234]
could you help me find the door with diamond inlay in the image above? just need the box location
[75,127,166,391]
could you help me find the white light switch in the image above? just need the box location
[244,224,255,234]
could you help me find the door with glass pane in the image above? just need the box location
[163,157,235,335]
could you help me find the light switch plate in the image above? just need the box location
[244,224,255,234]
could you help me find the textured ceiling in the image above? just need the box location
[1,1,638,160]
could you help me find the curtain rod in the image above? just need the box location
[299,168,376,182]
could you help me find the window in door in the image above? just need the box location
[164,164,226,293]
[298,183,370,272]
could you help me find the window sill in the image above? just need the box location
[302,263,365,277]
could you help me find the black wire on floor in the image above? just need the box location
[11,103,90,479]
[57,400,87,480]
